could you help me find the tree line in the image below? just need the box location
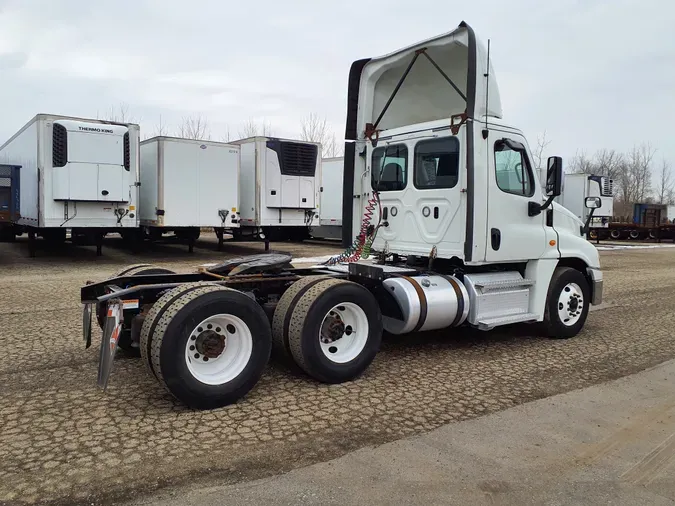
[100,103,343,158]
[568,143,672,217]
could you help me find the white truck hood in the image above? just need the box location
[345,21,501,140]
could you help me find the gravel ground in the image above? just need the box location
[1,234,674,505]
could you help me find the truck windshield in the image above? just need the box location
[372,144,407,191]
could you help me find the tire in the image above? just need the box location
[629,230,640,240]
[149,287,272,409]
[96,265,176,355]
[287,279,382,383]
[543,267,591,339]
[271,275,330,363]
[139,282,222,378]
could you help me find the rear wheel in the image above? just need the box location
[149,287,272,409]
[139,282,221,378]
[543,267,591,339]
[287,279,382,383]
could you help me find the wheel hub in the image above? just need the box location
[195,330,226,358]
[320,313,345,344]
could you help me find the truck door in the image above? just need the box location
[485,133,547,262]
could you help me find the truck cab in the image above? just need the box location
[343,21,602,332]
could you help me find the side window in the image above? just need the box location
[494,139,533,197]
[414,137,460,189]
[372,144,407,191]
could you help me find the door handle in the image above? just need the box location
[491,228,501,250]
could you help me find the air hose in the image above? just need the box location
[323,191,381,266]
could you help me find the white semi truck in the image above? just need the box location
[310,156,344,240]
[81,21,603,410]
[0,114,140,256]
[230,136,321,242]
[139,136,240,252]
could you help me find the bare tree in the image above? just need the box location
[220,125,232,143]
[655,159,674,205]
[238,118,273,138]
[178,114,211,140]
[300,112,343,157]
[532,130,551,170]
[102,102,136,123]
[568,150,596,175]
[154,115,169,137]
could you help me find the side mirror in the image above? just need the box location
[585,196,601,209]
[545,156,563,197]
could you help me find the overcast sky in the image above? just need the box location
[0,0,673,174]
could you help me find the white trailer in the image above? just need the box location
[231,136,321,242]
[310,157,344,241]
[557,173,614,228]
[139,136,240,252]
[0,114,140,256]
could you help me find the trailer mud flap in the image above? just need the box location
[82,303,93,349]
[97,299,123,390]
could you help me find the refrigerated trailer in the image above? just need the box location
[556,173,613,232]
[310,157,344,241]
[139,136,240,252]
[80,21,603,411]
[0,114,140,256]
[231,136,321,242]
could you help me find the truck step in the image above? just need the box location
[477,312,538,330]
[474,278,534,290]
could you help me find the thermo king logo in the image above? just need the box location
[78,126,114,134]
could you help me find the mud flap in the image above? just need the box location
[97,299,123,390]
[82,303,93,349]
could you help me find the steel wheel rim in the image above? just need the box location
[318,302,369,364]
[185,314,253,385]
[557,282,584,327]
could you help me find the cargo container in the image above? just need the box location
[310,156,343,240]
[0,114,140,256]
[139,136,240,252]
[0,164,20,241]
[230,136,321,241]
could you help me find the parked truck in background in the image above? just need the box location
[0,114,140,256]
[80,21,603,411]
[230,136,321,242]
[310,156,344,241]
[139,136,240,252]
[556,173,614,239]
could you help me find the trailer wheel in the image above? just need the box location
[609,229,621,240]
[629,230,640,240]
[96,265,176,354]
[287,279,382,383]
[271,275,330,363]
[149,286,272,409]
[139,282,222,378]
[543,267,591,339]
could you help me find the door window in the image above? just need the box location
[494,140,533,197]
[413,137,460,189]
[372,144,407,191]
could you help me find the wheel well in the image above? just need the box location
[556,257,593,296]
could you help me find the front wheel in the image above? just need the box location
[543,267,591,339]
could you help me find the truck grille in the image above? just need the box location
[267,140,318,177]
[53,124,68,168]
[123,132,130,170]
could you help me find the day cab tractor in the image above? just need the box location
[80,21,603,410]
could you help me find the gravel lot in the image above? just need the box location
[1,235,674,505]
